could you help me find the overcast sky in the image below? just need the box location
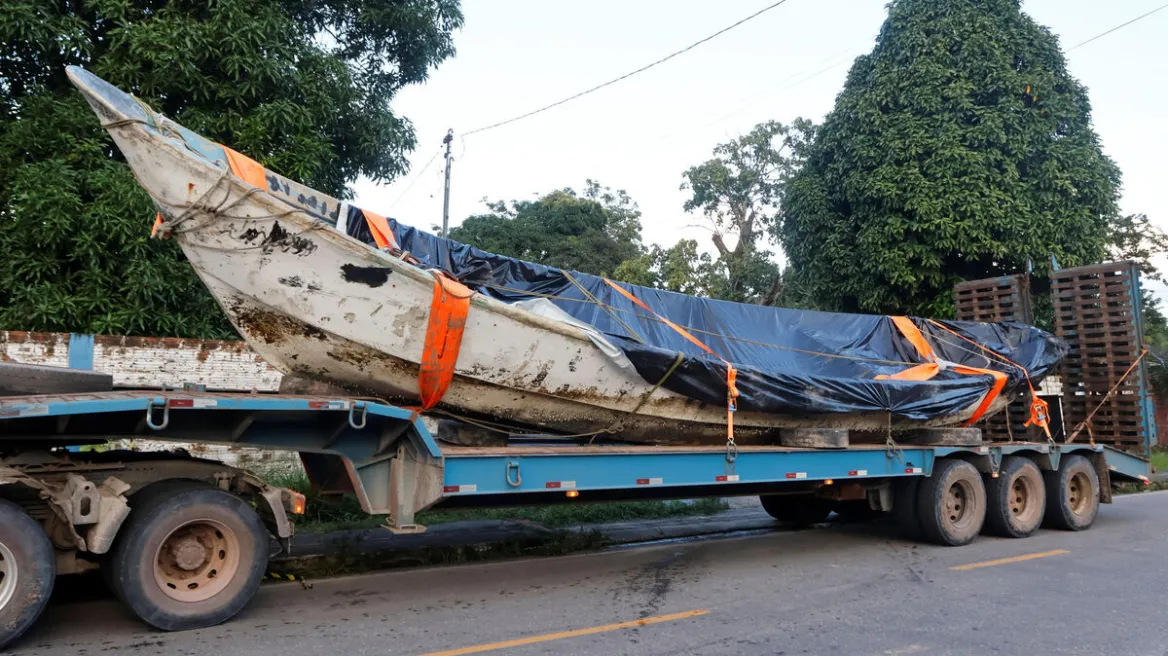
[352,0,1168,295]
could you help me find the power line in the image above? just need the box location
[389,146,443,208]
[1069,1,1168,50]
[462,0,795,137]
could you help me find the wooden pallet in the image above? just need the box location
[952,274,1034,441]
[1051,261,1153,455]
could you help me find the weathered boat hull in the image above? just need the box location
[68,67,999,444]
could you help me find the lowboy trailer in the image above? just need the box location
[0,390,1152,649]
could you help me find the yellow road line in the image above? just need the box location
[950,549,1069,571]
[417,609,710,656]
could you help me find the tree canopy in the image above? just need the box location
[681,120,814,305]
[780,0,1122,316]
[0,0,462,337]
[450,181,644,278]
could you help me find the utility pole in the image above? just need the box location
[441,129,454,238]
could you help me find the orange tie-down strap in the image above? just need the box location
[152,144,268,237]
[361,209,399,250]
[418,273,473,410]
[877,316,1007,426]
[603,278,740,438]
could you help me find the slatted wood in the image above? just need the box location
[953,275,1033,323]
[1051,261,1153,455]
[952,274,1032,441]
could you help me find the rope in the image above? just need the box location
[562,270,644,343]
[478,282,913,367]
[1065,349,1149,444]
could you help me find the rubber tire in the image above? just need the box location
[759,494,833,527]
[917,458,987,546]
[1043,454,1100,531]
[106,481,268,631]
[0,499,56,652]
[894,477,924,540]
[984,457,1046,538]
[833,500,880,522]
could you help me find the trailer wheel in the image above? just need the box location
[107,481,268,631]
[917,459,986,546]
[0,499,56,651]
[894,477,924,540]
[1043,454,1100,531]
[984,457,1045,538]
[759,494,832,527]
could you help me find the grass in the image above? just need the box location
[1150,447,1168,474]
[266,470,730,534]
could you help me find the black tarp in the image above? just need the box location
[343,211,1067,420]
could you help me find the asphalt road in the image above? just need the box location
[13,491,1168,656]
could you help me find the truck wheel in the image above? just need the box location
[107,481,268,631]
[759,494,832,527]
[893,477,924,540]
[1043,454,1100,531]
[984,457,1045,538]
[0,499,56,651]
[917,458,986,546]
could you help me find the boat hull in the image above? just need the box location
[68,67,998,444]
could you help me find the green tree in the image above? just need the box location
[0,0,462,337]
[451,181,644,277]
[780,0,1122,316]
[612,239,715,295]
[681,120,815,305]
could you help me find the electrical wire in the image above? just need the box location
[1069,1,1168,50]
[462,0,795,137]
[389,146,443,208]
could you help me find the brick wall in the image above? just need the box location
[0,331,283,392]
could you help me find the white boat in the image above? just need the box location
[69,66,1024,445]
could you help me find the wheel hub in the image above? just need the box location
[0,540,16,612]
[945,484,966,522]
[172,537,209,571]
[154,519,241,603]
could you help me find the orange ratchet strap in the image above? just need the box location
[418,273,473,410]
[603,278,740,440]
[152,144,268,237]
[878,316,1008,427]
[925,319,1051,437]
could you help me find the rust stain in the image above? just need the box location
[231,302,328,344]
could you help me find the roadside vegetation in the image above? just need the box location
[267,471,729,534]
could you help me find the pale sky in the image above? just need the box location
[352,0,1168,296]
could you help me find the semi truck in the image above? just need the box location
[0,381,1152,650]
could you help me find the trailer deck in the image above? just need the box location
[0,390,1151,521]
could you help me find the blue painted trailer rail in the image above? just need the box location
[0,391,1152,524]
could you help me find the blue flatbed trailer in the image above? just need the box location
[0,389,1153,648]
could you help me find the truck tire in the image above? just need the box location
[917,458,986,546]
[107,480,268,631]
[759,494,832,527]
[1043,454,1100,531]
[984,457,1045,538]
[0,499,56,651]
[894,477,924,540]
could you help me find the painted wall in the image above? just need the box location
[0,331,283,392]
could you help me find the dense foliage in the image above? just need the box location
[0,0,462,337]
[681,120,813,305]
[780,0,1122,316]
[450,181,644,278]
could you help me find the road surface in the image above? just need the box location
[13,491,1168,656]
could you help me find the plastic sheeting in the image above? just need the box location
[341,207,1068,420]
